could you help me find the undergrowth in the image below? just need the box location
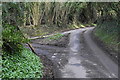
[94,20,119,52]
[1,48,43,78]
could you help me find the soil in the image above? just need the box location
[39,54,54,78]
[30,34,70,78]
[31,34,69,47]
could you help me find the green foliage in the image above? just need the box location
[2,2,25,26]
[89,23,97,26]
[2,24,29,53]
[1,48,43,78]
[94,2,119,52]
[48,33,64,40]
[0,56,2,76]
[3,24,29,43]
[0,41,2,47]
[95,21,119,51]
[97,20,118,34]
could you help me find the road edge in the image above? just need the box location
[91,28,118,64]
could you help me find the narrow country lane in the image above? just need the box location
[30,27,118,78]
[3,2,119,79]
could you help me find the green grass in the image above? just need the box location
[69,23,96,29]
[1,48,43,78]
[47,33,64,40]
[94,21,119,52]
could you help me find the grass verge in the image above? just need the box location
[94,21,119,54]
[47,33,64,40]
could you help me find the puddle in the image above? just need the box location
[52,55,56,58]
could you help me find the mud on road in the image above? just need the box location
[30,34,70,78]
[29,27,118,79]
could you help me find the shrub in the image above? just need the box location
[2,24,29,53]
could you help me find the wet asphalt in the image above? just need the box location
[30,27,118,78]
